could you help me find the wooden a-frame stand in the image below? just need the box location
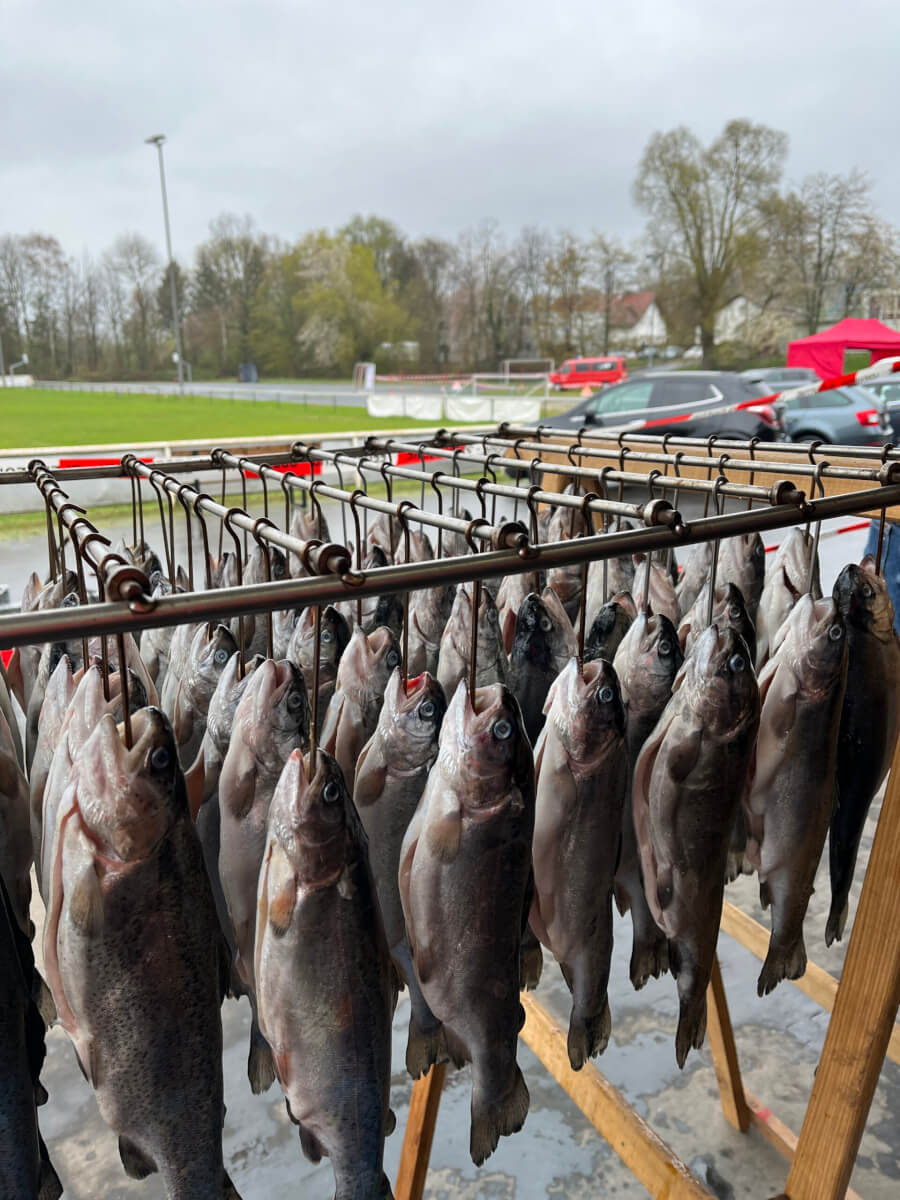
[394,733,900,1198]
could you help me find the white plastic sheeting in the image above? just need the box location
[366,392,542,424]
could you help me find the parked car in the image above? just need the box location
[775,384,890,445]
[860,375,900,441]
[527,371,778,442]
[549,356,627,390]
[740,367,820,391]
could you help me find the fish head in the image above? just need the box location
[639,613,683,688]
[550,658,625,758]
[780,594,847,687]
[249,658,310,753]
[318,605,351,669]
[269,749,351,886]
[381,669,446,763]
[446,681,531,806]
[686,623,758,733]
[476,583,501,631]
[512,592,551,659]
[76,707,183,863]
[193,623,238,680]
[833,558,895,635]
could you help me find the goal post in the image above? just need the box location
[500,357,554,383]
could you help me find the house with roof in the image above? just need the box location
[551,290,667,352]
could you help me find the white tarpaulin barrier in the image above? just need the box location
[365,393,445,420]
[366,391,406,418]
[444,395,542,424]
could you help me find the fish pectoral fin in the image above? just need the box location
[353,741,386,809]
[268,877,297,937]
[666,727,702,783]
[337,863,357,900]
[297,1121,326,1164]
[184,753,206,821]
[118,1135,157,1180]
[69,864,105,936]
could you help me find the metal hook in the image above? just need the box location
[331,453,352,549]
[348,489,366,626]
[484,452,502,524]
[191,492,215,592]
[222,508,246,676]
[147,470,176,585]
[174,483,195,591]
[807,461,829,591]
[745,437,760,510]
[705,476,728,628]
[430,472,446,559]
[251,516,278,659]
[576,491,598,674]
[394,500,416,692]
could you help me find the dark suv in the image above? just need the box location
[538,371,778,440]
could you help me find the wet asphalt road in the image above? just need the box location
[3,500,898,1198]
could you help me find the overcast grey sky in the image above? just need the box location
[3,0,898,261]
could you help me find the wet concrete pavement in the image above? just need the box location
[4,503,898,1198]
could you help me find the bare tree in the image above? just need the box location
[633,119,787,364]
[591,236,635,354]
[545,230,590,353]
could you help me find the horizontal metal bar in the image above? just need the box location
[3,481,896,651]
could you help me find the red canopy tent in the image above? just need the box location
[786,317,900,379]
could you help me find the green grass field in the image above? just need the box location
[0,388,453,450]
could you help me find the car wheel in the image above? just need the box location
[791,430,829,443]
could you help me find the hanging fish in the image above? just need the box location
[745,595,847,994]
[756,527,821,669]
[531,658,629,1067]
[633,625,759,1067]
[320,626,401,788]
[827,558,900,944]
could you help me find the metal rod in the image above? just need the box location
[5,479,898,651]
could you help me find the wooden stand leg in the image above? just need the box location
[785,749,900,1200]
[706,954,752,1132]
[520,993,711,1199]
[395,1062,447,1200]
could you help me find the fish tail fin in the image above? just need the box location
[118,1134,156,1180]
[247,1019,276,1095]
[222,1168,243,1199]
[758,935,807,997]
[38,1137,63,1200]
[520,928,544,991]
[630,934,669,991]
[469,1063,529,1166]
[825,899,848,947]
[405,1013,448,1080]
[567,998,611,1070]
[675,991,707,1069]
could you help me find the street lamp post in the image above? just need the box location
[145,134,184,395]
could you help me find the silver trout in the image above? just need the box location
[632,556,679,625]
[496,570,542,655]
[287,604,352,734]
[745,595,847,994]
[717,531,766,621]
[508,589,576,744]
[255,749,395,1200]
[320,626,402,788]
[675,542,713,618]
[218,659,310,1091]
[756,527,821,668]
[612,611,683,988]
[531,658,629,1068]
[6,569,77,712]
[678,581,757,666]
[633,624,759,1067]
[354,669,447,1077]
[436,582,508,698]
[827,557,900,944]
[584,591,636,664]
[399,681,534,1165]
[162,623,238,769]
[43,708,240,1198]
[407,581,456,675]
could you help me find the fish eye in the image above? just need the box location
[658,639,672,656]
[322,780,340,804]
[862,583,874,599]
[386,649,401,668]
[492,718,513,741]
[214,649,229,664]
[728,653,745,673]
[273,560,286,579]
[149,746,171,771]
[828,624,843,641]
[539,616,552,632]
[321,629,334,643]
[419,699,436,719]
[598,686,614,703]
[728,605,741,620]
[487,607,498,623]
[287,691,306,711]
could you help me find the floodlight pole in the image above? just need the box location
[145,134,184,395]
